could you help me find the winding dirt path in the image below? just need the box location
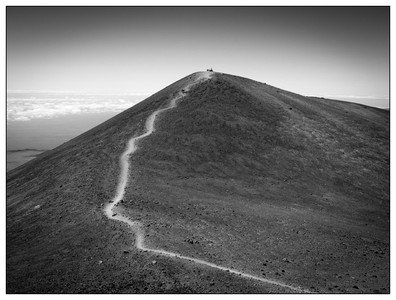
[104,72,310,293]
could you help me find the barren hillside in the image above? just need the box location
[7,72,389,293]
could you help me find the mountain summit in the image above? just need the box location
[7,71,389,293]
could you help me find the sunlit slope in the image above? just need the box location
[127,73,389,293]
[7,72,389,293]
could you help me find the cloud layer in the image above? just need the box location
[7,92,148,121]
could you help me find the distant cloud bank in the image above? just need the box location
[7,92,148,121]
[310,94,389,109]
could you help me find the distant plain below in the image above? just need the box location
[7,112,119,171]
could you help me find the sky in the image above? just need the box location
[7,6,390,107]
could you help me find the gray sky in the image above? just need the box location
[7,7,389,106]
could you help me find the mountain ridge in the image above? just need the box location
[7,71,389,293]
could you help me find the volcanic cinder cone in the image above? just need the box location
[7,71,389,294]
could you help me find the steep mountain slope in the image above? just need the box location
[6,72,389,293]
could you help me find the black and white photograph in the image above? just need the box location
[5,4,390,295]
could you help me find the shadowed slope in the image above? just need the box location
[127,73,389,293]
[7,72,294,293]
[7,72,389,293]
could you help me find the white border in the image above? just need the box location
[1,2,393,299]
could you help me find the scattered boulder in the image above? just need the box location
[185,238,200,245]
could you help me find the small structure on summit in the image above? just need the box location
[207,68,213,72]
